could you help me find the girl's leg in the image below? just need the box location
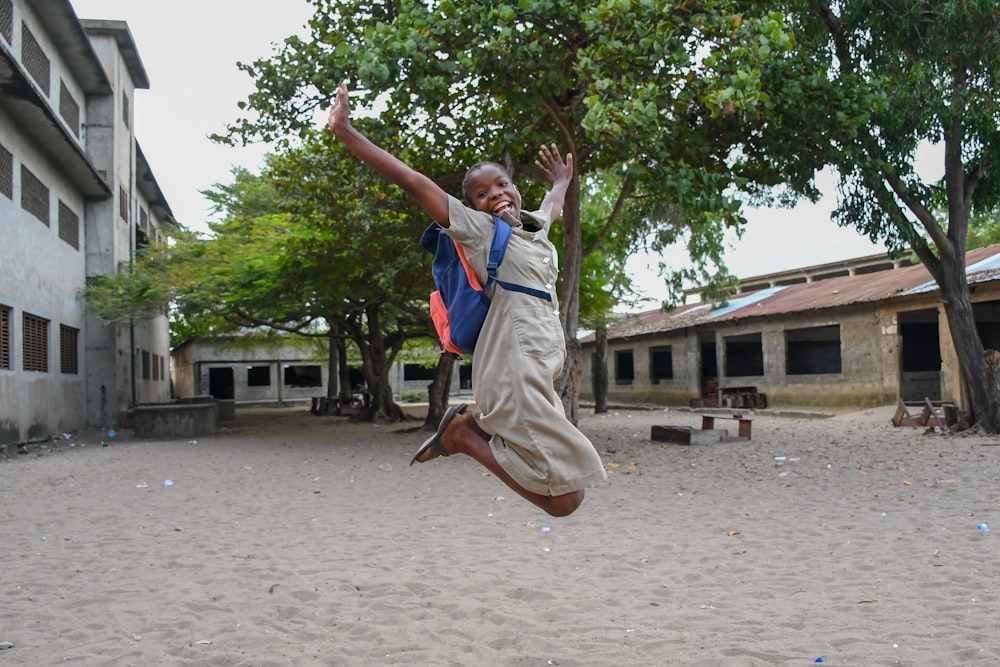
[428,411,584,517]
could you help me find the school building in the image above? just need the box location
[1,0,173,445]
[581,245,1000,411]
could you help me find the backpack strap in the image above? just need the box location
[484,217,553,302]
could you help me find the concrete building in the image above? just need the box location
[171,336,473,409]
[1,0,173,444]
[582,246,1000,410]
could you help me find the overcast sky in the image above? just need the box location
[70,0,916,307]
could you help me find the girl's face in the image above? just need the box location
[465,164,522,219]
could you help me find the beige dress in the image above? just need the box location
[445,196,607,496]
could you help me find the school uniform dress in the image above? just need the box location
[444,195,607,496]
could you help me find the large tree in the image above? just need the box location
[222,1,789,422]
[738,1,1000,429]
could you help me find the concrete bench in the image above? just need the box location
[134,402,218,438]
[700,414,753,439]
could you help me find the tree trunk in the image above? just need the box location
[559,339,583,425]
[555,168,584,424]
[984,349,1000,429]
[593,321,609,414]
[424,353,455,429]
[326,327,340,400]
[938,264,1000,432]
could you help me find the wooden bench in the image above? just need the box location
[699,414,753,439]
[891,398,957,429]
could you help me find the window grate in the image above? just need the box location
[119,185,129,222]
[21,23,50,95]
[0,142,11,200]
[58,200,79,249]
[59,80,80,137]
[0,304,10,370]
[60,325,78,374]
[21,165,49,225]
[0,0,11,45]
[22,312,48,373]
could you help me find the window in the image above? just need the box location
[724,333,764,377]
[283,364,322,387]
[615,350,634,385]
[21,23,50,94]
[0,304,10,370]
[650,346,673,383]
[139,207,148,230]
[152,353,160,381]
[122,91,129,127]
[59,80,80,136]
[22,313,48,372]
[786,325,842,375]
[247,365,271,386]
[59,325,78,374]
[0,0,12,44]
[58,200,79,249]
[0,142,11,199]
[119,185,129,222]
[403,364,436,381]
[141,349,151,380]
[21,165,49,225]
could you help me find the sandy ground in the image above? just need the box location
[2,403,1000,666]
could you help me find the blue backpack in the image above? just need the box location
[420,217,552,356]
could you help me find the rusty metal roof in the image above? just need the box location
[590,245,1000,342]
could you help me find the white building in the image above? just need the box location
[1,0,173,445]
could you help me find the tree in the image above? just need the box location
[739,1,1000,429]
[86,140,442,423]
[222,0,791,422]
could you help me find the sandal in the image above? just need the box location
[410,404,468,465]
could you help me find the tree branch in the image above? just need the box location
[583,176,634,257]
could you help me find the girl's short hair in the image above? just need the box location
[462,161,511,206]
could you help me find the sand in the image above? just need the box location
[2,403,1000,666]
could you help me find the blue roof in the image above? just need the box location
[710,286,786,318]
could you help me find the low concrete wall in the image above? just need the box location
[133,403,218,438]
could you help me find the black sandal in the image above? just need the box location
[410,404,468,465]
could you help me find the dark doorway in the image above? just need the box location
[899,310,941,401]
[209,367,235,400]
[700,340,718,405]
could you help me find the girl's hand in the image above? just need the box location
[327,84,351,136]
[535,143,573,186]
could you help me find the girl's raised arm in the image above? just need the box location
[535,143,573,222]
[328,85,450,227]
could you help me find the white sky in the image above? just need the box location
[71,0,921,308]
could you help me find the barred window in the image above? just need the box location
[59,80,80,136]
[21,165,49,225]
[0,0,11,45]
[60,324,78,374]
[0,304,10,370]
[21,23,50,95]
[0,142,11,200]
[22,312,48,372]
[119,185,128,222]
[122,91,129,127]
[58,200,79,249]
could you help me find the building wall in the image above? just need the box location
[582,304,914,409]
[1,1,171,444]
[172,339,334,408]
